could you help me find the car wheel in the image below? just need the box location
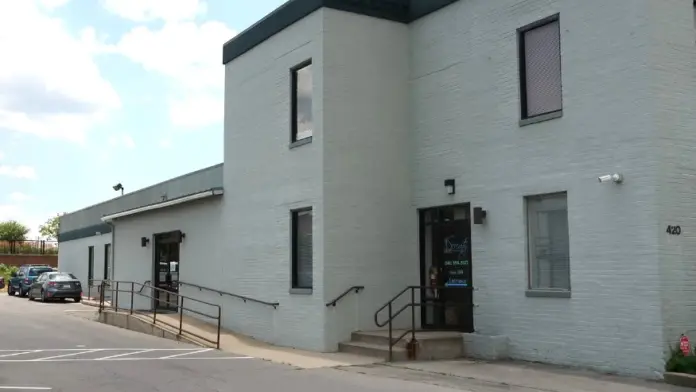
[74,297,81,303]
[40,290,46,302]
[28,291,34,301]
[7,287,13,296]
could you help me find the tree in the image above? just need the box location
[39,214,63,240]
[0,220,30,241]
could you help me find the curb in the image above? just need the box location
[664,372,696,388]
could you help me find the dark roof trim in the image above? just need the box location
[102,187,224,222]
[58,223,112,243]
[222,0,459,65]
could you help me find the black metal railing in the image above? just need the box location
[175,280,279,309]
[98,280,222,349]
[0,240,58,255]
[325,285,364,307]
[373,285,474,361]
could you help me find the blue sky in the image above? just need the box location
[0,0,287,237]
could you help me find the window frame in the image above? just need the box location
[517,13,563,125]
[524,191,571,298]
[290,59,313,147]
[290,207,313,293]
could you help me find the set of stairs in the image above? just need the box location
[338,330,464,361]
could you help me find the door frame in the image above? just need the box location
[152,230,182,311]
[418,203,474,332]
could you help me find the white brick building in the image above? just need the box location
[58,0,696,379]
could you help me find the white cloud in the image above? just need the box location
[8,192,31,202]
[101,0,207,22]
[102,1,234,130]
[158,138,172,149]
[107,133,136,149]
[0,1,121,142]
[39,0,71,11]
[0,204,43,238]
[0,165,37,179]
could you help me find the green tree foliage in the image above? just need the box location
[0,220,29,241]
[39,214,63,240]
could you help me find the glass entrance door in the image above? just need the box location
[420,205,474,332]
[153,233,180,312]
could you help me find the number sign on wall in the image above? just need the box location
[666,225,682,235]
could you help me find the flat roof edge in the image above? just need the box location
[222,0,459,65]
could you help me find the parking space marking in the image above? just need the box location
[37,350,100,361]
[0,387,51,390]
[95,349,153,361]
[0,351,39,359]
[0,348,253,362]
[158,348,212,359]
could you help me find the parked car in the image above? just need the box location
[0,276,5,290]
[8,265,54,297]
[27,272,82,302]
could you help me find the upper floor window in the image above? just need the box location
[518,15,562,122]
[291,60,313,143]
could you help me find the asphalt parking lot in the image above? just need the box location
[0,294,460,392]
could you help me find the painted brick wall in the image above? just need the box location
[58,234,110,292]
[321,9,418,350]
[222,10,327,351]
[651,0,696,358]
[409,0,663,378]
[108,198,222,312]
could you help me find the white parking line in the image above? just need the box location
[0,351,39,359]
[0,387,51,390]
[95,349,153,361]
[37,350,100,361]
[158,348,212,359]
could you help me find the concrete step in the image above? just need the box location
[341,330,464,362]
[337,341,408,361]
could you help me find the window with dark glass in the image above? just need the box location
[291,208,313,289]
[87,246,94,283]
[526,192,570,291]
[291,60,313,143]
[518,15,562,120]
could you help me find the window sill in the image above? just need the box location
[525,289,570,298]
[289,137,312,149]
[289,288,313,295]
[519,110,563,127]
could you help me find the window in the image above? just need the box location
[88,246,94,283]
[291,208,313,290]
[518,14,562,121]
[291,60,313,143]
[526,192,570,292]
[104,243,112,280]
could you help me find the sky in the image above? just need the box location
[0,0,288,238]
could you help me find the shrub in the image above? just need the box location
[666,340,696,375]
[0,264,18,284]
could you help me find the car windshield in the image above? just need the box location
[52,273,77,281]
[28,268,53,276]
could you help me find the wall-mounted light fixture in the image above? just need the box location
[473,207,487,224]
[598,173,623,184]
[95,231,101,236]
[113,183,124,196]
[140,237,150,247]
[444,179,456,195]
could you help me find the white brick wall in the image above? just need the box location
[409,0,664,378]
[111,199,223,313]
[650,0,696,359]
[222,10,327,350]
[321,9,417,349]
[58,233,110,296]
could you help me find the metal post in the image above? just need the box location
[115,281,119,311]
[411,287,416,342]
[130,282,134,315]
[179,297,184,336]
[153,288,158,324]
[217,306,222,350]
[388,302,393,362]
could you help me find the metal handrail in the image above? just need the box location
[98,280,222,349]
[325,285,364,307]
[373,285,474,361]
[175,280,279,309]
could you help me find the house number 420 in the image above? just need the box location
[667,225,682,235]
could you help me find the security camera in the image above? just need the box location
[598,173,623,184]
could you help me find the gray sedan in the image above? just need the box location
[28,272,82,302]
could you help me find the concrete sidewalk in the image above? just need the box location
[336,360,691,392]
